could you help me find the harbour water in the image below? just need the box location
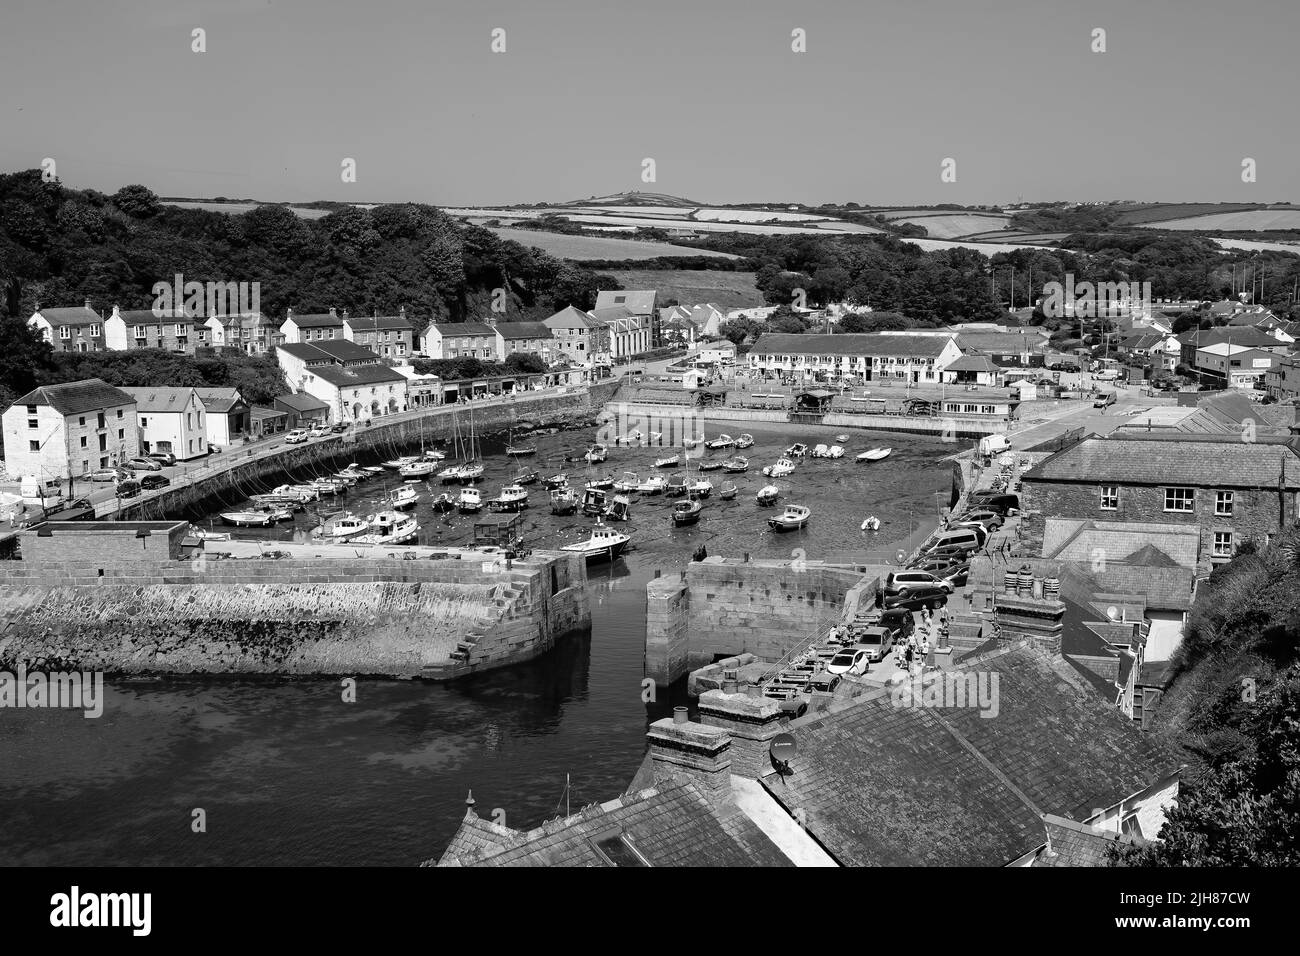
[0,422,952,865]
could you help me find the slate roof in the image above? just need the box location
[33,305,101,326]
[310,363,406,387]
[433,778,791,867]
[946,354,1000,373]
[249,405,288,422]
[346,315,412,333]
[544,307,601,330]
[1043,519,1201,569]
[278,340,381,364]
[758,642,1179,866]
[11,379,136,416]
[120,386,201,412]
[495,322,552,341]
[285,313,343,328]
[590,306,635,324]
[1035,814,1142,866]
[273,392,329,413]
[955,331,1048,354]
[193,387,246,413]
[751,332,955,357]
[1176,326,1276,349]
[115,308,194,323]
[1023,436,1300,489]
[428,322,495,336]
[594,290,656,315]
[1120,333,1167,351]
[972,553,1194,613]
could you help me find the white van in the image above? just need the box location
[978,434,1012,457]
[924,526,987,555]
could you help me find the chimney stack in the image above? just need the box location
[647,716,732,803]
[84,297,93,311]
[329,306,337,318]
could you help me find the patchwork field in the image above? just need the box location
[895,214,1013,239]
[487,227,739,260]
[1137,210,1300,232]
[603,269,762,309]
[166,201,332,219]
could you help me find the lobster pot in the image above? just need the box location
[1044,576,1060,600]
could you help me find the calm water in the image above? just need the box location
[0,422,952,865]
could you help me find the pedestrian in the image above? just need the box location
[828,624,839,645]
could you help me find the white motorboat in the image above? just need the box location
[636,475,667,495]
[382,455,420,469]
[755,485,780,506]
[318,512,369,539]
[723,456,749,473]
[734,434,755,449]
[687,478,713,498]
[704,434,734,450]
[561,521,631,564]
[653,455,679,469]
[827,445,845,459]
[584,443,608,463]
[835,434,850,443]
[399,460,436,478]
[352,511,419,545]
[220,510,274,527]
[811,443,831,458]
[457,461,485,483]
[389,485,419,510]
[271,483,319,500]
[785,443,809,458]
[437,463,465,483]
[613,472,640,494]
[768,504,811,531]
[423,449,447,461]
[861,515,881,531]
[762,458,796,478]
[309,478,346,495]
[457,487,483,513]
[188,524,231,541]
[856,447,892,462]
[488,485,529,511]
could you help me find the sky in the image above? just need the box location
[2,0,1298,207]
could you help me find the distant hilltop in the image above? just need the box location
[558,190,707,208]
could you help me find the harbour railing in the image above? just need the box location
[755,615,841,687]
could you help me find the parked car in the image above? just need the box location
[826,647,871,676]
[882,569,952,597]
[853,626,896,663]
[116,479,142,499]
[883,585,950,612]
[330,422,349,433]
[940,562,972,589]
[147,452,177,466]
[966,492,1020,515]
[126,457,162,472]
[910,555,967,576]
[308,425,331,438]
[1093,391,1117,408]
[953,509,1004,532]
[284,429,309,444]
[140,474,171,490]
[86,469,121,482]
[856,607,915,643]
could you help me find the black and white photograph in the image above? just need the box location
[0,0,1294,931]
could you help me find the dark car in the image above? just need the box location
[116,479,142,499]
[883,585,950,612]
[140,474,171,490]
[967,492,1020,515]
[940,562,971,588]
[953,509,1004,531]
[147,452,177,466]
[910,555,967,576]
[330,422,349,433]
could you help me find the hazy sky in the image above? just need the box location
[3,0,1297,206]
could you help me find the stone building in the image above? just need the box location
[2,379,138,481]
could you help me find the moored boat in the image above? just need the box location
[704,434,734,450]
[513,468,540,485]
[188,524,231,541]
[584,443,608,464]
[734,434,755,449]
[457,487,483,513]
[431,493,455,512]
[835,434,850,443]
[762,458,796,478]
[665,473,689,497]
[636,474,667,495]
[613,471,640,493]
[550,487,579,515]
[381,455,420,470]
[723,456,749,473]
[505,444,537,457]
[768,504,811,531]
[389,484,419,510]
[318,512,369,539]
[457,461,485,484]
[653,454,679,469]
[561,520,631,564]
[755,484,780,506]
[399,460,436,478]
[687,477,713,498]
[220,510,274,527]
[856,447,892,462]
[671,498,703,526]
[785,443,809,458]
[697,460,724,472]
[543,472,569,489]
[351,510,419,545]
[586,474,616,491]
[487,485,529,512]
[604,494,631,522]
[719,481,738,501]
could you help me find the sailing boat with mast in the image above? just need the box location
[457,403,485,483]
[505,416,537,457]
[437,409,466,483]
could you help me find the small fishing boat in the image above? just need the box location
[785,443,809,458]
[488,486,527,515]
[318,512,369,539]
[653,455,679,469]
[389,484,419,510]
[666,473,690,497]
[505,444,537,457]
[723,456,749,473]
[697,460,725,472]
[188,524,231,541]
[360,466,385,476]
[682,437,701,450]
[755,485,780,506]
[604,494,631,522]
[457,487,483,513]
[835,434,850,443]
[270,483,319,501]
[704,434,734,451]
[437,463,465,483]
[671,498,703,526]
[221,510,274,527]
[257,505,294,523]
[399,460,437,478]
[513,468,540,485]
[719,481,739,501]
[636,475,667,495]
[330,472,359,487]
[861,515,881,531]
[352,511,419,545]
[734,434,755,450]
[309,478,346,496]
[586,475,616,491]
[431,493,455,512]
[584,443,608,464]
[423,449,447,461]
[613,472,640,494]
[762,458,796,478]
[550,487,579,516]
[457,461,485,484]
[561,520,631,564]
[687,478,713,498]
[381,455,420,470]
[856,447,892,462]
[811,443,831,458]
[826,445,845,459]
[250,492,306,507]
[581,487,608,517]
[768,504,811,531]
[543,472,569,489]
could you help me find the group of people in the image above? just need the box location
[893,606,949,675]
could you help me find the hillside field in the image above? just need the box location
[603,269,762,309]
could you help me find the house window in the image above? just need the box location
[28,440,39,452]
[79,416,85,426]
[1100,485,1119,510]
[117,409,123,418]
[588,830,649,866]
[80,436,86,448]
[140,417,148,427]
[1215,491,1234,516]
[26,417,37,429]
[89,325,100,337]
[1164,487,1195,512]
[1213,531,1233,558]
[59,326,71,339]
[117,429,124,440]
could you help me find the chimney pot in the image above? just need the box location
[329,307,337,317]
[673,706,688,724]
